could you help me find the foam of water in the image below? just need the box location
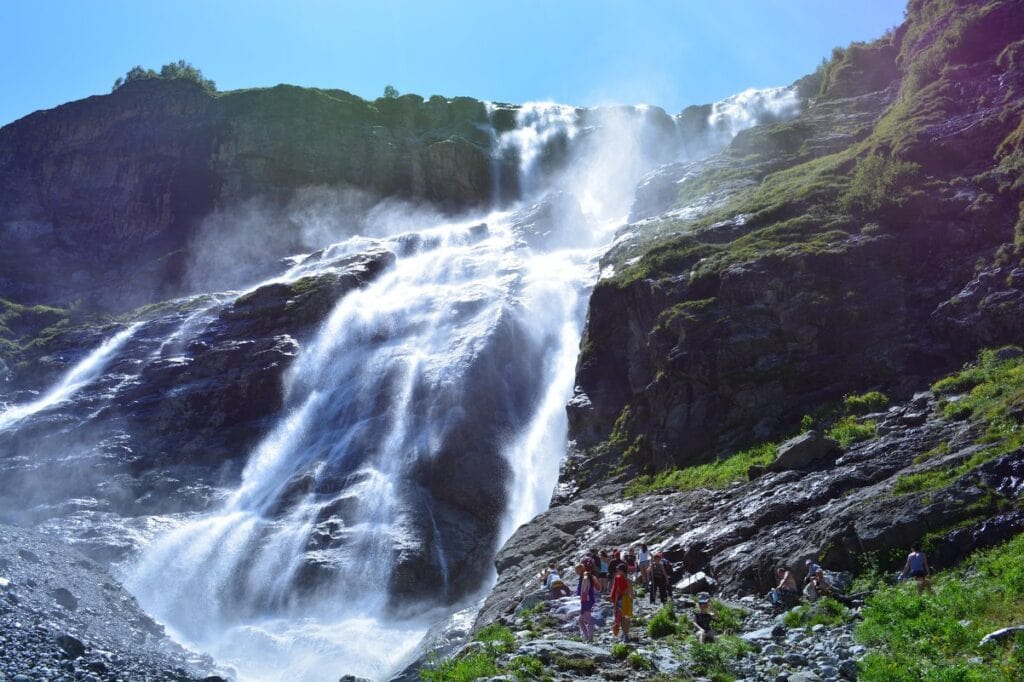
[706,86,800,149]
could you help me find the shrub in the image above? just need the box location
[647,603,679,639]
[474,623,516,653]
[710,600,749,633]
[610,642,630,661]
[627,651,654,670]
[551,656,596,674]
[113,60,215,92]
[782,597,849,629]
[839,154,921,215]
[625,441,778,496]
[827,416,877,448]
[507,655,546,680]
[843,391,890,414]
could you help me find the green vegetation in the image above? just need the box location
[625,441,778,496]
[647,603,680,639]
[552,655,597,674]
[710,600,749,634]
[856,533,1024,681]
[843,390,890,414]
[782,597,850,629]
[420,651,499,682]
[112,59,216,92]
[610,642,630,661]
[826,416,878,448]
[894,347,1024,494]
[627,651,654,670]
[688,636,755,682]
[383,84,400,98]
[474,623,516,653]
[507,655,548,680]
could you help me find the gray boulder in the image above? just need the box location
[769,431,839,472]
[515,639,612,664]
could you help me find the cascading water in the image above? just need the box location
[0,86,803,681]
[0,323,142,432]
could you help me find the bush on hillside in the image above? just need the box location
[112,60,216,92]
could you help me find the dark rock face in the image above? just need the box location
[0,80,495,307]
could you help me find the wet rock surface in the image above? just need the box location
[0,522,222,681]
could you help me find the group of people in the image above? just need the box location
[767,545,932,613]
[538,545,716,645]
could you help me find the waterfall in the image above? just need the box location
[0,323,141,432]
[0,85,807,681]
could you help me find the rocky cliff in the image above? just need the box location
[0,79,500,307]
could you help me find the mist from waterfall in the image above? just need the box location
[0,86,802,681]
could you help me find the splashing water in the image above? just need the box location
[0,323,142,432]
[706,86,801,149]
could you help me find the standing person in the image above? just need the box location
[638,544,651,584]
[576,559,599,642]
[609,564,634,642]
[902,545,932,593]
[607,549,625,578]
[598,550,611,594]
[691,595,717,644]
[650,552,670,604]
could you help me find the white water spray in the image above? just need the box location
[0,323,141,432]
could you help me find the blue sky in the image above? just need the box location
[0,1,906,126]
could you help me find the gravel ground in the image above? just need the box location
[0,522,226,681]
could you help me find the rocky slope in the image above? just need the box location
[0,522,225,681]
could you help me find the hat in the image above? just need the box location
[697,595,710,605]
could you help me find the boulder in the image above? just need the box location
[769,431,839,472]
[979,625,1024,646]
[675,571,717,595]
[514,639,612,664]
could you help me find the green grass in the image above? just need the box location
[551,655,597,674]
[826,416,877,448]
[507,655,547,680]
[894,347,1024,495]
[688,636,755,682]
[625,441,778,496]
[627,651,654,670]
[610,642,630,661]
[856,533,1024,681]
[782,597,850,629]
[474,623,516,653]
[709,600,749,634]
[647,603,680,639]
[844,390,890,414]
[419,651,499,682]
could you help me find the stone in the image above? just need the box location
[979,625,1024,646]
[55,633,86,659]
[788,673,821,682]
[786,652,809,666]
[53,587,78,611]
[514,639,612,663]
[769,431,840,472]
[839,660,859,680]
[675,571,718,595]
